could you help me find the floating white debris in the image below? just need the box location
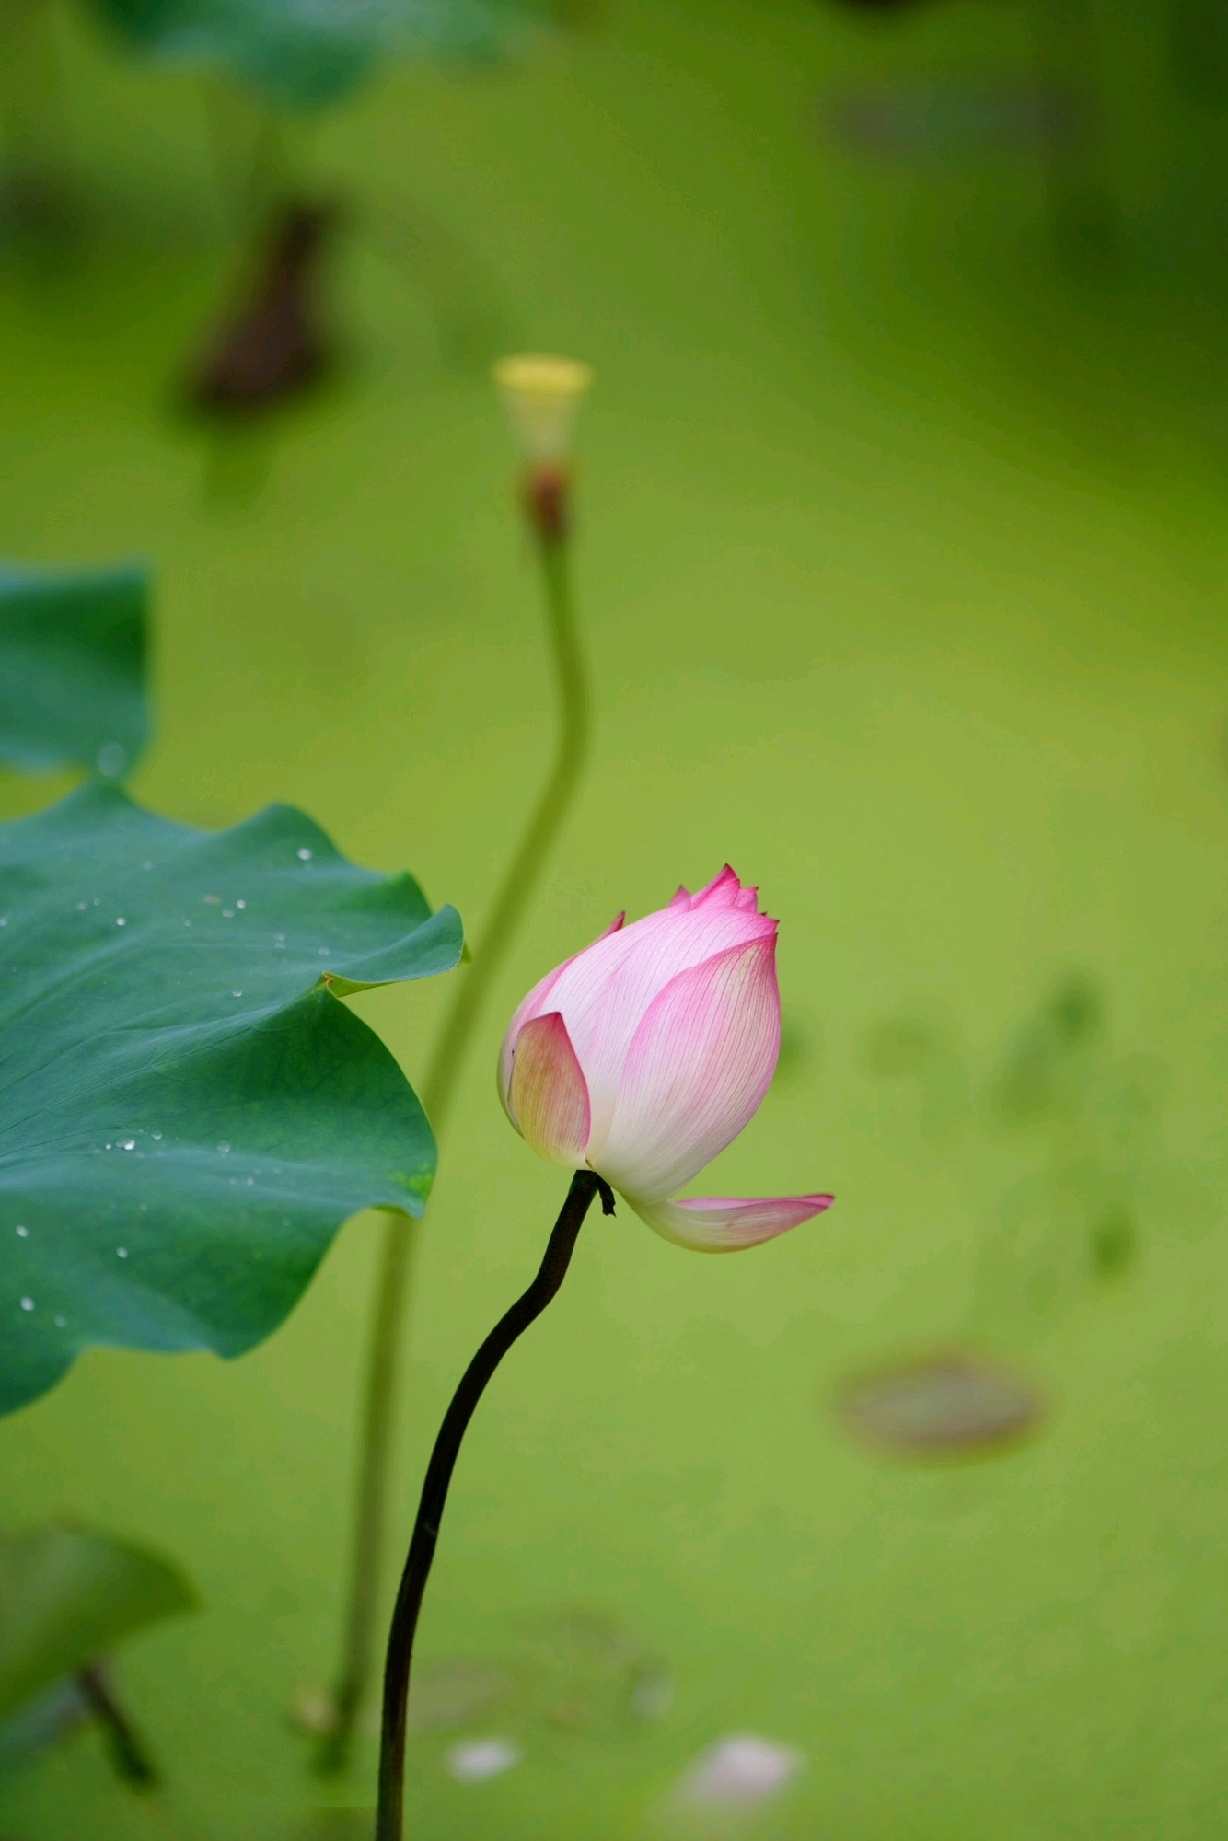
[291,1684,338,1737]
[446,1737,521,1784]
[674,1735,802,1811]
[629,1662,674,1721]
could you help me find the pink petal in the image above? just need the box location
[689,865,747,911]
[627,1192,833,1253]
[592,936,781,1201]
[498,910,625,1109]
[669,867,764,916]
[542,898,776,1150]
[506,1012,591,1167]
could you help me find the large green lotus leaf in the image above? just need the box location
[0,562,149,780]
[0,779,462,1416]
[0,1522,197,1725]
[91,0,546,110]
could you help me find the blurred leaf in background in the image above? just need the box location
[0,779,462,1417]
[0,1522,196,1728]
[0,561,149,782]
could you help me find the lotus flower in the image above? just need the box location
[499,868,833,1251]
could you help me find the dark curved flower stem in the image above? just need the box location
[374,1169,614,1841]
[322,506,590,1773]
[76,1664,158,1791]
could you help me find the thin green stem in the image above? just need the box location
[321,521,591,1773]
[374,1170,613,1841]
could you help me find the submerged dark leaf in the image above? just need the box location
[993,973,1104,1126]
[0,780,462,1415]
[834,1350,1045,1461]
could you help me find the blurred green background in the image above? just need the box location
[3,0,1228,1834]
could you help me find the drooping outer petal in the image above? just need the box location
[506,1012,591,1169]
[627,1193,834,1253]
[591,936,781,1201]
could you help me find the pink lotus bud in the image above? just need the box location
[499,868,833,1251]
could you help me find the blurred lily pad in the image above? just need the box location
[0,1522,196,1725]
[90,0,548,109]
[833,1350,1045,1461]
[518,1609,669,1733]
[0,778,461,1416]
[0,560,149,780]
[408,1659,512,1733]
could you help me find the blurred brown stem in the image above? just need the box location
[77,1664,158,1791]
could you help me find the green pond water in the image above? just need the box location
[3,0,1228,1834]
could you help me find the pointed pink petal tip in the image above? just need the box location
[626,1192,833,1253]
[668,866,772,921]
